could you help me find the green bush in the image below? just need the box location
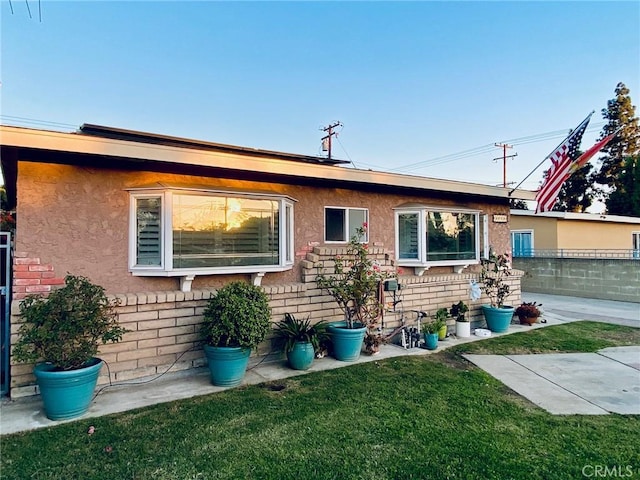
[202,281,271,349]
[13,274,127,370]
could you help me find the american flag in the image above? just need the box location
[535,114,592,213]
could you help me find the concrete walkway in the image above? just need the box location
[1,293,638,434]
[464,346,640,415]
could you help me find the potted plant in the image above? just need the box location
[434,307,449,340]
[479,250,514,333]
[316,224,393,362]
[363,331,384,355]
[201,281,271,386]
[273,313,329,370]
[450,300,470,338]
[514,302,543,326]
[423,321,439,350]
[12,274,128,420]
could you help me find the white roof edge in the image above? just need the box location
[1,125,535,200]
[510,209,640,224]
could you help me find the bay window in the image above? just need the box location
[395,206,480,274]
[129,188,295,285]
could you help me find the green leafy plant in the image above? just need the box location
[202,281,271,349]
[479,250,512,308]
[273,313,329,353]
[316,225,394,329]
[423,320,440,334]
[449,300,469,322]
[434,307,449,322]
[12,274,128,371]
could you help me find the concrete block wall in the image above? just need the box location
[9,244,523,398]
[514,258,640,303]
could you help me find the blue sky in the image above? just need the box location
[2,1,639,193]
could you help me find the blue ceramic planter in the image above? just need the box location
[287,342,315,370]
[424,333,439,350]
[481,305,515,333]
[327,322,366,362]
[204,345,251,387]
[34,358,103,420]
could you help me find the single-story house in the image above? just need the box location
[510,209,640,257]
[1,124,535,397]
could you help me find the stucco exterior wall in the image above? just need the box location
[15,161,512,295]
[510,215,558,250]
[557,221,638,250]
[510,212,640,251]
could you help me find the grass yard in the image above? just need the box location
[1,321,639,480]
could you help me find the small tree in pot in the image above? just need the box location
[479,250,514,333]
[315,225,394,361]
[12,274,128,420]
[201,281,271,386]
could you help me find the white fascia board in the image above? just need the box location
[510,209,640,224]
[2,125,534,200]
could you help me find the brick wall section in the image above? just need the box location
[9,245,523,398]
[12,252,65,300]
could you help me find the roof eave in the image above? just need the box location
[1,125,535,200]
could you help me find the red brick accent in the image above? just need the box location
[25,285,52,294]
[12,255,63,300]
[14,258,41,265]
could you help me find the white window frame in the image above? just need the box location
[128,187,296,288]
[511,229,534,257]
[394,206,480,275]
[633,231,640,258]
[324,206,369,243]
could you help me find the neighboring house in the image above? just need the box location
[1,124,534,397]
[510,209,640,257]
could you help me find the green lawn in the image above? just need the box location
[2,321,639,480]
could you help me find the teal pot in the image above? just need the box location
[204,345,251,387]
[327,322,367,362]
[287,342,315,370]
[33,358,102,421]
[424,333,439,350]
[481,305,515,333]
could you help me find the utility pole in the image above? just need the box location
[494,143,516,187]
[321,121,342,161]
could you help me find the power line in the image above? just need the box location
[391,122,606,173]
[0,115,77,130]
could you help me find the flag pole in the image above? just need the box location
[508,111,594,195]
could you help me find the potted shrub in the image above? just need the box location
[363,331,384,355]
[12,274,128,420]
[514,302,543,326]
[273,313,329,370]
[201,281,271,387]
[316,224,393,362]
[423,321,439,350]
[434,307,449,340]
[450,300,470,338]
[479,250,514,333]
